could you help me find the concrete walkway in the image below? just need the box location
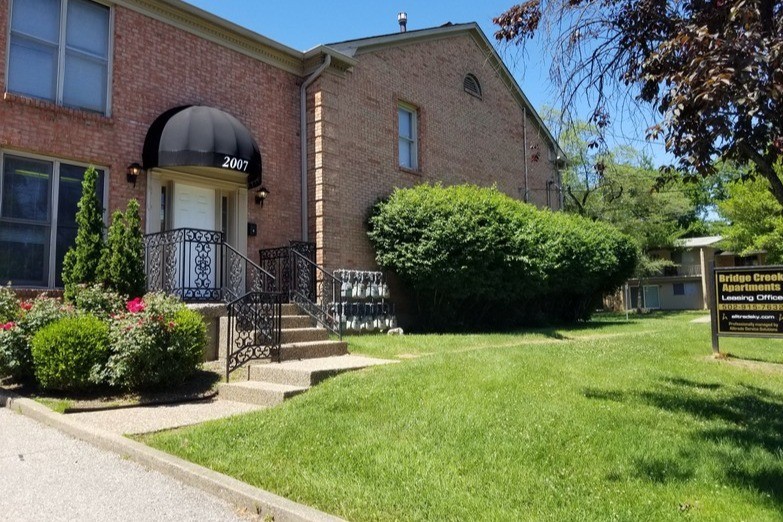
[0,407,253,522]
[69,398,265,435]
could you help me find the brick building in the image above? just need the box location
[0,0,563,291]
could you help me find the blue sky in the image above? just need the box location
[185,1,670,165]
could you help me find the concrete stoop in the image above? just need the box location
[216,302,395,407]
[218,355,397,407]
[218,381,309,406]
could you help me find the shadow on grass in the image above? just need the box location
[583,378,783,505]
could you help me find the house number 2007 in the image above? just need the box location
[222,156,249,172]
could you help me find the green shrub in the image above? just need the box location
[367,184,638,330]
[0,284,18,323]
[31,314,109,392]
[62,167,106,300]
[67,283,125,319]
[103,293,205,390]
[0,296,73,380]
[99,199,146,298]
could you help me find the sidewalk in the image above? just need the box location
[0,407,251,522]
[0,392,344,522]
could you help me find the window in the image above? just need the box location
[673,283,685,296]
[463,73,482,99]
[398,103,418,170]
[0,153,106,287]
[8,0,111,114]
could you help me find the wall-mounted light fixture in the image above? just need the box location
[126,163,143,186]
[254,186,270,206]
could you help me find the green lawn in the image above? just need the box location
[142,312,783,521]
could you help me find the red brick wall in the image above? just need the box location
[0,2,301,261]
[311,33,561,273]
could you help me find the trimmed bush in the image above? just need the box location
[99,199,146,298]
[103,293,206,390]
[367,184,638,330]
[0,296,73,380]
[31,314,109,392]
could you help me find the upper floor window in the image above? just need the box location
[8,0,111,114]
[398,103,418,170]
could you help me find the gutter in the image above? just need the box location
[523,107,529,202]
[300,54,332,242]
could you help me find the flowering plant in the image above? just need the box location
[0,295,72,380]
[101,293,205,390]
[0,284,18,323]
[126,297,146,314]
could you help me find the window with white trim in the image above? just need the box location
[8,0,111,114]
[398,103,418,170]
[0,153,106,287]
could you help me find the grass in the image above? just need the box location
[142,311,783,521]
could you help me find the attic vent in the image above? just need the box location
[463,74,482,99]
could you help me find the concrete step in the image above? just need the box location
[248,355,397,387]
[281,303,301,315]
[281,314,315,329]
[217,381,308,407]
[279,340,348,361]
[280,327,329,344]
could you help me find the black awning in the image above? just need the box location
[142,106,262,188]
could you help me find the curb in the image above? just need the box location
[0,389,344,522]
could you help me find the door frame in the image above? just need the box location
[146,167,248,256]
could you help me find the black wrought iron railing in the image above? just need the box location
[259,241,316,296]
[290,249,343,338]
[224,244,273,302]
[144,228,274,303]
[226,291,283,381]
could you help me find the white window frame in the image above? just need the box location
[398,102,418,170]
[6,0,114,116]
[0,150,109,287]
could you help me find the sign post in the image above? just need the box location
[711,264,783,353]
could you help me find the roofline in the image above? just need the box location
[116,0,307,75]
[325,23,566,163]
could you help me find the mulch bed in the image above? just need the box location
[1,365,223,413]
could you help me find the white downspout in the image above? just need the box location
[523,107,529,202]
[300,54,332,242]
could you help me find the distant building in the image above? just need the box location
[624,236,767,311]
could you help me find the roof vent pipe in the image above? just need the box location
[398,12,407,32]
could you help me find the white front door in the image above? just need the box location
[172,183,218,298]
[172,183,216,231]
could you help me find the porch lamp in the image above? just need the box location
[126,163,143,186]
[255,186,270,206]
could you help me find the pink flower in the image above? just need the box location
[126,297,146,313]
[1,322,16,331]
[19,301,32,311]
[167,321,176,330]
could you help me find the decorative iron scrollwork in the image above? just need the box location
[227,292,283,378]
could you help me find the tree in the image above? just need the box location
[62,167,105,297]
[494,1,783,208]
[99,199,146,298]
[718,176,783,263]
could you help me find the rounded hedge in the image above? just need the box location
[31,314,109,392]
[367,184,638,329]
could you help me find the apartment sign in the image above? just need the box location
[714,266,783,336]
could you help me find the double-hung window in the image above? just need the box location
[398,103,418,170]
[8,0,111,114]
[0,153,106,287]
